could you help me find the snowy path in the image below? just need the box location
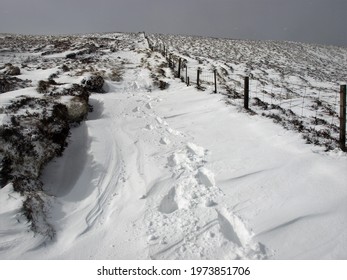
[1,48,347,260]
[153,85,347,259]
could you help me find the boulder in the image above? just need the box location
[5,65,20,76]
[65,96,89,122]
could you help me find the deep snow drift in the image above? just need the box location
[0,32,347,259]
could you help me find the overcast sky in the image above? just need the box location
[1,0,346,46]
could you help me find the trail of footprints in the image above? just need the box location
[133,94,267,259]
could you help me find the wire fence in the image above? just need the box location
[147,39,347,152]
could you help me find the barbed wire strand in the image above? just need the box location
[156,48,343,150]
[255,81,259,99]
[279,87,283,106]
[314,89,321,125]
[301,87,307,117]
[331,89,339,127]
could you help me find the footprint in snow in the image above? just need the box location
[155,117,163,124]
[166,127,182,136]
[160,137,171,145]
[216,210,242,247]
[196,167,215,187]
[145,124,154,130]
[158,187,178,214]
[148,235,158,242]
[186,142,206,158]
[205,198,217,207]
[155,117,168,126]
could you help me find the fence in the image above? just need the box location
[147,39,347,152]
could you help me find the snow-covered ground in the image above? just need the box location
[148,34,347,150]
[1,33,347,259]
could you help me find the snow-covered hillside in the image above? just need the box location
[148,34,347,150]
[0,32,347,259]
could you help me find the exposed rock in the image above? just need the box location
[65,96,89,122]
[4,65,20,76]
[81,74,104,93]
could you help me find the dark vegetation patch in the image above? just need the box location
[0,32,145,239]
[0,83,90,237]
[0,95,75,237]
[251,99,340,151]
[0,74,31,93]
[141,50,170,90]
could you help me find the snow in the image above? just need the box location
[1,33,347,260]
[0,87,41,105]
[159,137,170,145]
[197,168,215,187]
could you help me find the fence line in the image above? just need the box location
[146,38,346,151]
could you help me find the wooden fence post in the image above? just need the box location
[187,77,190,86]
[244,76,249,109]
[185,65,188,83]
[214,69,217,93]
[197,69,201,88]
[340,85,347,151]
[177,58,182,78]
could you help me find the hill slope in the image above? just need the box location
[0,33,347,259]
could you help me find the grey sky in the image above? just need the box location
[1,0,346,46]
